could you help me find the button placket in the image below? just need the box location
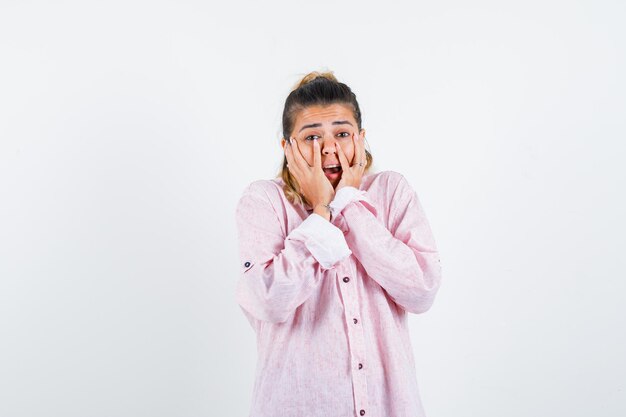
[337,265,369,416]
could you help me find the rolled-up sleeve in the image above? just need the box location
[235,181,352,324]
[331,174,442,314]
[289,213,352,269]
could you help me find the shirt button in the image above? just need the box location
[244,261,251,268]
[360,410,366,416]
[358,363,363,369]
[353,318,358,324]
[343,277,350,283]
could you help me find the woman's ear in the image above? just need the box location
[281,138,287,150]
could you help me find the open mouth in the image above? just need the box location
[323,165,342,174]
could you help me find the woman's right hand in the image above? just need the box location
[284,137,335,210]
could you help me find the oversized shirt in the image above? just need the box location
[235,170,442,417]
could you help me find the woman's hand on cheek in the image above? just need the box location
[284,137,335,208]
[335,132,366,192]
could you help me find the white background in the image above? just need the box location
[1,1,624,416]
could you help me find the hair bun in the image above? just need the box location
[295,70,338,89]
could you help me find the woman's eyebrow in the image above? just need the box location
[298,120,353,133]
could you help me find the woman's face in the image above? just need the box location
[282,103,365,188]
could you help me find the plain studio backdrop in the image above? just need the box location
[0,1,624,416]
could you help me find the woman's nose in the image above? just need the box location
[321,138,337,155]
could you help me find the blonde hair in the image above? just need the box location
[278,70,374,207]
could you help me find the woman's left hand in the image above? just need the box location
[335,131,366,192]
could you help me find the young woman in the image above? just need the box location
[235,71,443,417]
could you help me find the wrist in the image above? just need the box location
[313,203,332,222]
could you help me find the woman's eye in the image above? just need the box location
[304,132,350,141]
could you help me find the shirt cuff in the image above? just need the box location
[288,213,352,269]
[330,186,378,217]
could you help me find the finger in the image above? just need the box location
[290,137,310,169]
[312,138,321,171]
[336,141,350,172]
[349,132,360,167]
[287,137,302,170]
[355,131,366,169]
[284,139,302,176]
[350,132,358,165]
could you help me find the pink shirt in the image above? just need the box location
[235,170,442,417]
